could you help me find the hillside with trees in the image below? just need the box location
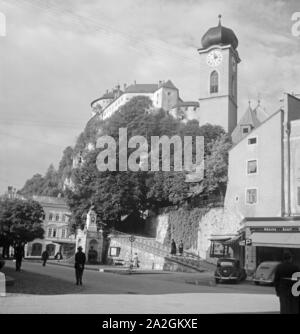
[18,96,232,234]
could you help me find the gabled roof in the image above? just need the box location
[231,105,261,144]
[160,80,178,90]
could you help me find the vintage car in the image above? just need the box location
[214,258,247,284]
[253,261,280,285]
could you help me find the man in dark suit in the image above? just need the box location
[14,243,24,272]
[75,246,86,285]
[274,251,300,314]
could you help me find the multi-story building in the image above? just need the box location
[224,93,300,272]
[25,196,75,259]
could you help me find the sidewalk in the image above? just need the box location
[0,292,279,314]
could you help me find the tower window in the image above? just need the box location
[210,71,219,94]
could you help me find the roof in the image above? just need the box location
[172,101,199,108]
[160,80,178,90]
[125,84,159,94]
[32,195,69,207]
[230,109,282,150]
[91,89,123,107]
[231,105,261,144]
[201,17,238,50]
[201,25,238,50]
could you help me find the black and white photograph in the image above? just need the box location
[1,0,300,318]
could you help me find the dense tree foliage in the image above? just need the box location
[65,96,230,230]
[19,96,231,232]
[0,198,45,256]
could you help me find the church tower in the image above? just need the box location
[198,15,240,134]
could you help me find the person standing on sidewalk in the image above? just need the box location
[75,246,86,285]
[171,239,177,256]
[178,240,184,256]
[41,250,49,267]
[14,243,24,272]
[274,251,300,314]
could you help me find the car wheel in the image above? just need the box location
[254,281,260,285]
[215,278,220,284]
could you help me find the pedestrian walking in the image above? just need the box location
[41,250,49,266]
[274,251,300,314]
[133,253,139,268]
[74,246,86,285]
[14,243,24,272]
[171,239,177,256]
[178,240,184,256]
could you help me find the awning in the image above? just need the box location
[251,232,300,248]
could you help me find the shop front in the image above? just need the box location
[242,217,300,274]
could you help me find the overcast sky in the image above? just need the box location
[0,0,300,194]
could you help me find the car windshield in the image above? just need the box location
[220,261,234,267]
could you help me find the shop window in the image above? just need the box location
[247,160,257,174]
[246,188,257,204]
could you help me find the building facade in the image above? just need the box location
[25,196,75,259]
[224,93,300,273]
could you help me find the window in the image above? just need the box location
[109,247,121,257]
[48,228,52,238]
[62,215,65,222]
[55,214,59,221]
[246,189,257,204]
[242,126,250,134]
[61,229,66,239]
[248,137,257,145]
[247,160,257,174]
[49,213,53,221]
[210,71,219,93]
[52,229,57,238]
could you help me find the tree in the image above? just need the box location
[0,198,45,257]
[203,133,232,198]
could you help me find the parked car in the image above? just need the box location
[253,261,280,285]
[214,258,247,284]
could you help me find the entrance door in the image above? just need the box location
[46,244,56,257]
[31,243,42,256]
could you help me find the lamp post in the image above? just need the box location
[129,235,136,273]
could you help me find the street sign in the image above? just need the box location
[129,235,135,243]
[245,238,252,246]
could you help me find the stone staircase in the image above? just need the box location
[109,230,215,272]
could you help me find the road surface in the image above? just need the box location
[0,260,279,313]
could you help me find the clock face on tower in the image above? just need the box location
[206,50,223,67]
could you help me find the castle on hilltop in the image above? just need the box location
[91,15,242,134]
